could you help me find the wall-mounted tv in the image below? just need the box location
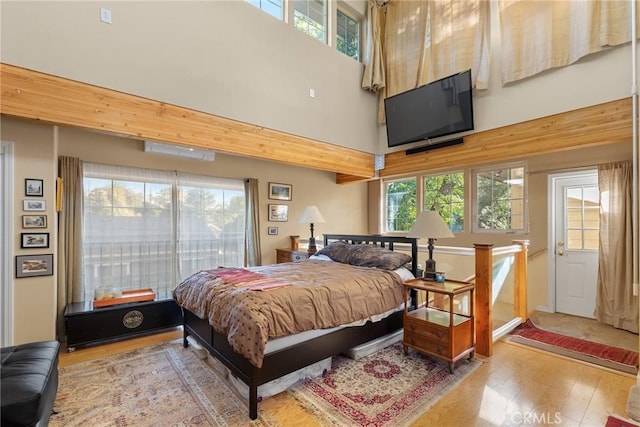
[384,69,474,148]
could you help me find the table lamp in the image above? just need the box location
[298,205,326,256]
[407,210,454,280]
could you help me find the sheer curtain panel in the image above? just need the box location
[244,178,262,267]
[82,163,245,302]
[499,0,639,85]
[361,0,388,94]
[595,161,637,333]
[57,156,83,340]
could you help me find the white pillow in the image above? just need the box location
[394,267,415,282]
[309,254,333,262]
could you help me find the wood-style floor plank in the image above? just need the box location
[58,330,636,426]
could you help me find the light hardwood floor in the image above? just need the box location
[58,328,638,426]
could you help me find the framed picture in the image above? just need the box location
[15,254,54,278]
[268,204,288,222]
[21,232,50,249]
[22,215,47,228]
[268,182,292,201]
[268,226,279,235]
[25,178,43,197]
[23,199,46,211]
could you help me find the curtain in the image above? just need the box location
[419,0,489,89]
[378,0,488,122]
[594,161,636,333]
[499,0,639,85]
[56,156,83,341]
[361,0,387,93]
[245,178,262,266]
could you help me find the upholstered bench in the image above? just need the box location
[1,341,60,427]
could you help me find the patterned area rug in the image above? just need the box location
[50,340,277,426]
[288,342,482,427]
[506,319,639,374]
[606,414,640,427]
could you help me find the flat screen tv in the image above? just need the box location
[384,69,474,148]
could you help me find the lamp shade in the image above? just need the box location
[298,205,326,224]
[406,211,454,239]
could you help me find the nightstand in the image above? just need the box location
[402,278,475,372]
[276,248,308,263]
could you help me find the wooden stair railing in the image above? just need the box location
[513,240,530,322]
[473,240,530,357]
[474,244,494,357]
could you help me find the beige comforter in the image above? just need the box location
[173,260,404,368]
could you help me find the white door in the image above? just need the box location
[553,172,599,318]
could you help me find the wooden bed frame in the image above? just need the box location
[180,234,419,420]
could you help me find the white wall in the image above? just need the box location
[0,1,378,153]
[1,120,58,344]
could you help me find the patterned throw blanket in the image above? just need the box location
[173,260,404,368]
[211,267,290,290]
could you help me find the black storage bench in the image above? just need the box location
[1,341,60,427]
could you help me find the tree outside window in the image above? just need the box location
[424,172,464,232]
[475,165,526,232]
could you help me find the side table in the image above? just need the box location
[403,278,475,372]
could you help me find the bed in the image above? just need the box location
[174,234,418,420]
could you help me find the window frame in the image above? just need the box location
[246,0,284,20]
[247,0,363,61]
[292,0,328,43]
[383,176,417,234]
[82,163,246,302]
[423,170,465,233]
[335,3,362,61]
[472,161,528,234]
[382,169,465,234]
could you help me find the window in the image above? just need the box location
[424,172,464,232]
[246,0,283,20]
[247,0,362,60]
[294,0,327,43]
[337,8,360,60]
[566,185,599,250]
[474,164,526,233]
[384,177,416,232]
[82,163,245,302]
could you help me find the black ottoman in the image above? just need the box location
[1,341,60,427]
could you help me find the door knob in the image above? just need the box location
[557,241,564,247]
[558,250,565,256]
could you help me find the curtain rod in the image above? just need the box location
[527,164,602,175]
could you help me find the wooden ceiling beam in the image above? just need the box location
[380,97,632,178]
[0,63,375,179]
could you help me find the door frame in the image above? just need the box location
[1,141,14,346]
[542,169,598,313]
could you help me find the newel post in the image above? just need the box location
[513,240,530,322]
[474,243,494,357]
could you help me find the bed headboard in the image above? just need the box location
[322,234,419,277]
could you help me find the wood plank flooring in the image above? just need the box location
[58,328,637,426]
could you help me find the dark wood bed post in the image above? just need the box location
[182,308,189,348]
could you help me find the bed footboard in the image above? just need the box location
[180,306,403,420]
